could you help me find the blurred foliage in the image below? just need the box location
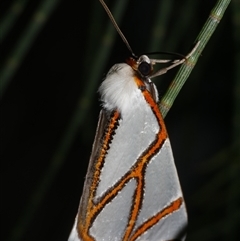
[0,0,239,241]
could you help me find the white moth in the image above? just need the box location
[68,1,198,240]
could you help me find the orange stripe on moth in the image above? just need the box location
[129,197,183,241]
[122,76,168,240]
[78,110,120,241]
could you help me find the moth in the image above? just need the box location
[68,1,197,240]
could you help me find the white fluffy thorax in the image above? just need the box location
[99,63,144,115]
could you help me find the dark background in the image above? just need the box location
[1,0,239,241]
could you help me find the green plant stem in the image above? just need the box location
[159,0,231,118]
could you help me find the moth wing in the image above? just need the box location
[68,110,109,241]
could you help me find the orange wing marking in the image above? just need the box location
[78,110,120,241]
[129,197,183,241]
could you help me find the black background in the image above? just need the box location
[1,0,239,241]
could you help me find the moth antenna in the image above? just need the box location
[99,0,135,57]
